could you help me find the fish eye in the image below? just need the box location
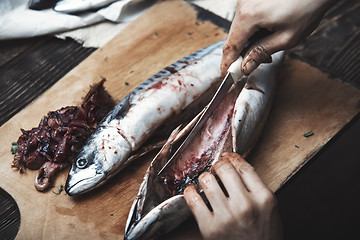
[76,158,88,168]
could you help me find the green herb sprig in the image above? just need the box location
[52,185,63,195]
[303,131,314,138]
[11,142,18,154]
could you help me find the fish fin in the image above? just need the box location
[105,93,132,122]
[152,125,182,168]
[127,139,167,163]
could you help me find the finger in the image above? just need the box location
[221,13,258,78]
[184,185,212,220]
[221,152,270,194]
[211,159,250,201]
[198,171,228,213]
[241,31,293,75]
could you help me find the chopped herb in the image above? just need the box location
[205,35,209,38]
[154,32,158,37]
[303,131,314,137]
[187,32,193,36]
[52,184,63,195]
[125,82,129,86]
[295,145,300,148]
[11,142,18,154]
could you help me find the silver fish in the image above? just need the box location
[54,0,118,13]
[124,51,285,240]
[65,40,224,196]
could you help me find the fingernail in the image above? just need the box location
[243,60,258,75]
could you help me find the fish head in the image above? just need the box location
[125,195,190,240]
[65,127,131,196]
[65,141,106,196]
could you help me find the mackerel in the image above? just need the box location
[65,40,224,195]
[124,51,285,240]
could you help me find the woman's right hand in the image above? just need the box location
[221,0,335,78]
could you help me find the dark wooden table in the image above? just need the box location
[1,1,359,239]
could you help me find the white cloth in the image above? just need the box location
[0,0,154,40]
[0,0,237,47]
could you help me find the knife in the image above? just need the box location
[157,29,271,176]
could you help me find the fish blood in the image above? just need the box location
[162,86,241,195]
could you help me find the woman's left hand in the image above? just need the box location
[184,152,283,240]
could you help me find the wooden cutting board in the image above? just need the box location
[0,0,359,239]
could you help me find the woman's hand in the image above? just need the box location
[221,0,335,78]
[184,152,282,240]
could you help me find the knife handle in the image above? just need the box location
[228,57,243,83]
[228,29,272,83]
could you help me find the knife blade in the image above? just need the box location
[156,56,245,176]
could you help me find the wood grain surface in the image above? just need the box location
[0,187,20,240]
[0,37,95,126]
[288,0,360,88]
[0,0,359,239]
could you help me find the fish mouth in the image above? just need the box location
[65,173,104,196]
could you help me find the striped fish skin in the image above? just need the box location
[124,51,285,240]
[65,41,224,196]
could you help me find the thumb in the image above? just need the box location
[241,31,292,75]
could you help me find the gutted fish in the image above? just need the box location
[124,51,285,240]
[65,40,225,196]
